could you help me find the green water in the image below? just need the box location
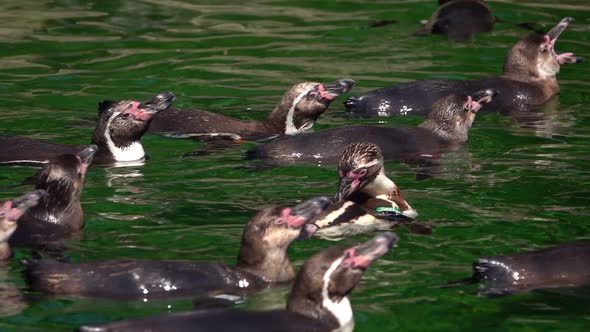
[1,0,590,331]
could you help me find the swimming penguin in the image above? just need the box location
[74,232,398,332]
[301,142,430,240]
[470,241,590,296]
[148,80,355,140]
[414,0,496,41]
[0,92,175,167]
[0,190,46,260]
[247,89,497,165]
[24,197,331,300]
[8,145,96,248]
[346,17,582,116]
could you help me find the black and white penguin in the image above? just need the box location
[148,79,355,140]
[302,143,425,240]
[74,232,398,332]
[0,92,175,167]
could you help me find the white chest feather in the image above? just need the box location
[284,89,312,135]
[104,112,146,162]
[361,170,395,197]
[322,257,354,329]
[107,141,145,162]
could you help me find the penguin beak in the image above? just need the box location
[545,17,583,65]
[319,79,356,101]
[342,232,398,270]
[138,92,176,114]
[77,144,98,166]
[334,177,358,202]
[471,89,499,105]
[286,196,331,229]
[465,89,498,114]
[546,17,573,41]
[9,190,46,221]
[12,190,46,211]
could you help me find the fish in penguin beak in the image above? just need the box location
[544,17,583,65]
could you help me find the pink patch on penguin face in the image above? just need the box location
[317,84,336,101]
[2,201,25,222]
[121,101,154,121]
[76,156,89,175]
[346,168,366,191]
[275,207,306,229]
[341,248,372,269]
[0,201,12,217]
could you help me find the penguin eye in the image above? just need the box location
[307,91,317,99]
[122,113,131,119]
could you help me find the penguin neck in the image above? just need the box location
[236,246,294,283]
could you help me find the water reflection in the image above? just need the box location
[0,264,26,318]
[104,166,144,190]
[408,148,475,181]
[508,97,577,138]
[0,1,104,42]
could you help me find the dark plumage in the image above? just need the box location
[24,197,330,300]
[8,145,96,248]
[415,0,495,41]
[473,241,590,296]
[247,89,497,165]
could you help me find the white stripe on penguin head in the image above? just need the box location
[284,88,313,135]
[322,256,354,330]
